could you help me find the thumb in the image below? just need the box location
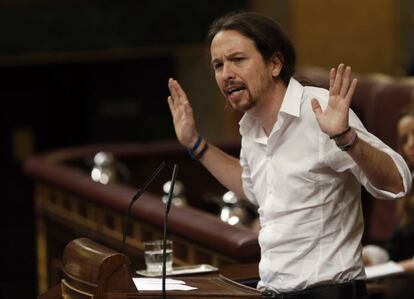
[311,98,322,117]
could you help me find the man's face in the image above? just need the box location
[210,30,279,112]
[398,115,414,168]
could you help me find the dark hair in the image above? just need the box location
[207,11,296,85]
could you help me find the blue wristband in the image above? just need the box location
[187,136,202,159]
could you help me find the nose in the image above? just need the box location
[222,62,235,81]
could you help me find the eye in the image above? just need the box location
[213,62,223,71]
[233,57,245,63]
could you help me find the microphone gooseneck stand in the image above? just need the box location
[120,161,166,254]
[162,163,179,299]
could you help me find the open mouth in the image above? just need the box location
[225,85,246,97]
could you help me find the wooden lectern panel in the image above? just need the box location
[55,238,262,299]
[62,238,137,299]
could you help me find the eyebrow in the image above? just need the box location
[211,51,245,64]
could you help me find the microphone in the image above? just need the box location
[162,163,179,298]
[120,161,166,254]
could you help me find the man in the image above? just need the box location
[167,11,411,298]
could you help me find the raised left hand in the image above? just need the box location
[311,64,358,137]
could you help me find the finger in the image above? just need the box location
[345,78,358,104]
[171,79,189,105]
[331,63,344,95]
[168,78,179,100]
[173,80,186,97]
[311,98,322,118]
[167,96,175,115]
[329,67,336,96]
[339,66,352,98]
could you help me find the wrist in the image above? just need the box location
[185,134,199,149]
[332,127,358,151]
[335,127,354,145]
[187,136,209,160]
[188,135,202,151]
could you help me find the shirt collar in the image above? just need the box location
[239,77,304,137]
[279,77,302,118]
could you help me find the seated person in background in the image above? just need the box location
[363,101,414,272]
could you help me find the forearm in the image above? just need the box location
[197,142,246,199]
[338,129,404,194]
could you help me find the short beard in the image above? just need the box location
[235,98,256,112]
[228,93,257,113]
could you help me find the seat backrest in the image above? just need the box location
[369,82,414,149]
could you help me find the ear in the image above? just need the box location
[269,53,283,78]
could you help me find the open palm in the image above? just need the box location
[311,64,358,137]
[167,79,198,148]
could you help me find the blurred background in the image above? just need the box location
[1,0,414,298]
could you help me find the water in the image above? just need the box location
[145,249,173,274]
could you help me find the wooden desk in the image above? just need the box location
[37,236,414,299]
[219,263,259,288]
[374,273,414,299]
[38,261,414,299]
[38,271,261,299]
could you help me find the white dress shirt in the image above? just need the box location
[239,78,412,293]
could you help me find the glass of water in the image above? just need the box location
[143,240,173,275]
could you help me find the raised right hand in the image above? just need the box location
[167,78,198,148]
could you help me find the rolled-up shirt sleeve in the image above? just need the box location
[356,144,412,199]
[325,109,412,199]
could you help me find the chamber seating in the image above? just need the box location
[24,140,259,293]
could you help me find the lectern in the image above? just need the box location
[52,238,262,299]
[61,238,137,299]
